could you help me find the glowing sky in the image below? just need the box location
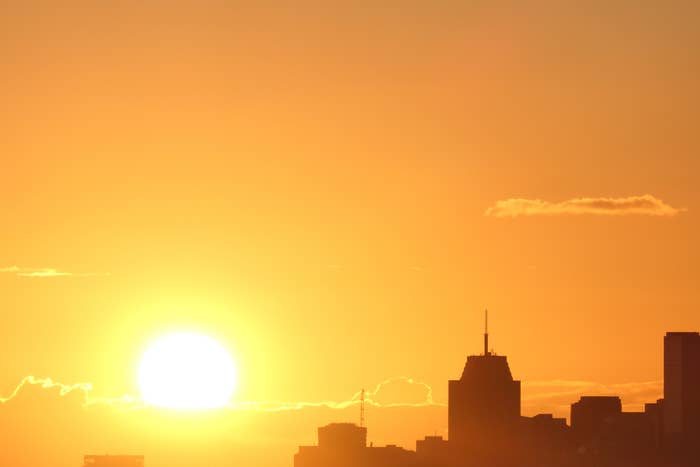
[1,2,699,466]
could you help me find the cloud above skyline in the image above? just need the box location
[1,374,663,419]
[0,374,443,414]
[0,375,440,412]
[485,195,683,218]
[0,266,109,278]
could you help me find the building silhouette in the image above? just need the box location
[415,436,450,467]
[295,423,418,467]
[571,396,622,441]
[645,398,665,449]
[318,423,367,451]
[83,455,144,467]
[448,312,520,451]
[569,396,658,465]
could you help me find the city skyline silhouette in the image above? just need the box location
[295,327,700,467]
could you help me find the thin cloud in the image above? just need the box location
[0,266,109,278]
[0,376,140,410]
[0,376,93,405]
[230,376,443,412]
[2,375,664,417]
[17,269,73,278]
[485,195,683,218]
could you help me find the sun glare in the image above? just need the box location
[138,332,237,409]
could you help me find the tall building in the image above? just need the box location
[448,312,521,448]
[663,332,700,449]
[83,456,144,467]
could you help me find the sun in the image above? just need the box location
[138,332,237,409]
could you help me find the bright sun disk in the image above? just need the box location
[138,332,237,409]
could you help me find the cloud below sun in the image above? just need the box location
[485,195,683,218]
[1,375,441,413]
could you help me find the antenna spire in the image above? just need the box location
[484,309,489,356]
[360,389,365,427]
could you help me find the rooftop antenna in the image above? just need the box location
[484,309,489,356]
[360,389,366,427]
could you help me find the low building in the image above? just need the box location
[295,423,418,467]
[416,436,450,467]
[571,396,622,443]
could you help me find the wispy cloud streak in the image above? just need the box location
[6,375,660,416]
[0,376,137,409]
[230,376,444,412]
[1,375,441,412]
[0,266,109,278]
[485,195,683,218]
[0,376,93,404]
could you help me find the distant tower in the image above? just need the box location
[484,309,489,356]
[448,311,520,449]
[360,389,365,428]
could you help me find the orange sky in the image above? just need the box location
[2,2,699,466]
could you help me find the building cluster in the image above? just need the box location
[294,331,700,467]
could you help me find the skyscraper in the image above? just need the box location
[448,312,521,448]
[663,332,700,450]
